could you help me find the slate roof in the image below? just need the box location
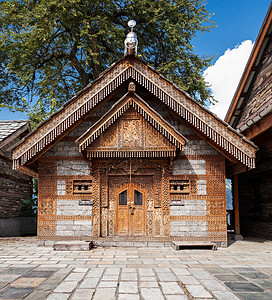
[0,120,29,143]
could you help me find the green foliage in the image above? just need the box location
[0,0,215,125]
[21,179,38,216]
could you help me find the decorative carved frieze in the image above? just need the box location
[76,94,187,158]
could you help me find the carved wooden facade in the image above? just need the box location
[13,55,257,246]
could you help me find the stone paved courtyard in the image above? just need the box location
[0,237,271,299]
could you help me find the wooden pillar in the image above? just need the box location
[233,174,240,235]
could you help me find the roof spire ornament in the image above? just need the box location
[124,20,138,56]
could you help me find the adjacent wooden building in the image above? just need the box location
[225,4,272,239]
[13,46,257,246]
[0,121,33,236]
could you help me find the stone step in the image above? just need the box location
[172,241,217,251]
[53,241,92,251]
[93,240,171,247]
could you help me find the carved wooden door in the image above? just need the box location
[115,183,145,236]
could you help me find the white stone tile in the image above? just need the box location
[119,281,138,293]
[140,288,164,300]
[212,291,240,300]
[200,279,227,291]
[118,294,140,300]
[54,281,78,293]
[92,288,116,300]
[79,277,100,289]
[160,282,184,295]
[70,289,94,300]
[47,293,70,300]
[186,285,213,298]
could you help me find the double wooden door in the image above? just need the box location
[115,183,145,236]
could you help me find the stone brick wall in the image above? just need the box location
[56,220,92,236]
[57,161,90,176]
[57,200,92,216]
[197,180,207,195]
[172,159,206,175]
[170,200,207,237]
[0,153,32,218]
[38,134,93,238]
[169,128,227,243]
[170,220,208,237]
[45,141,81,157]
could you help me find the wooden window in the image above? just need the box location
[134,190,143,205]
[119,190,127,205]
[73,180,92,194]
[170,180,190,195]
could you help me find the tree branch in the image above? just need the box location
[69,42,92,86]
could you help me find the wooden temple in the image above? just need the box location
[13,27,257,246]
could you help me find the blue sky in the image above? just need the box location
[194,0,271,61]
[1,0,271,121]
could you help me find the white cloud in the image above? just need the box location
[204,40,254,120]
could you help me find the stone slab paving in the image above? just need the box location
[0,237,271,299]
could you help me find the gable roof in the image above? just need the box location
[0,120,30,149]
[13,55,257,171]
[76,93,188,156]
[225,2,272,130]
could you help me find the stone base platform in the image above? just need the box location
[172,241,217,251]
[40,237,226,248]
[93,240,171,247]
[53,241,92,251]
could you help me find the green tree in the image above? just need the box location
[0,0,215,126]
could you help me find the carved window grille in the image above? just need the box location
[73,180,92,194]
[170,180,190,195]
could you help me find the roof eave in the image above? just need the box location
[225,2,272,125]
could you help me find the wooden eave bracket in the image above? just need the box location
[75,93,188,153]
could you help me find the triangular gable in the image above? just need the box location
[13,56,257,171]
[76,93,187,158]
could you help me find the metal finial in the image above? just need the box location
[124,20,138,56]
[128,20,136,31]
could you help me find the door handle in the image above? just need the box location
[130,205,135,215]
